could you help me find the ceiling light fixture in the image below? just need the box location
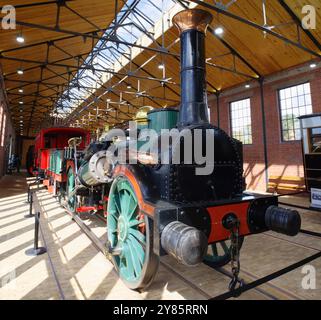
[245,84,250,88]
[16,35,25,43]
[158,64,164,70]
[17,69,24,75]
[214,27,224,35]
[19,101,23,104]
[310,63,317,68]
[18,89,23,93]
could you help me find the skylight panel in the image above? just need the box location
[55,0,177,118]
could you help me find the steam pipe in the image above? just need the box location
[173,9,213,127]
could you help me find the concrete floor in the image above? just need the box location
[1,173,321,300]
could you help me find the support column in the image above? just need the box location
[216,91,220,128]
[259,78,269,191]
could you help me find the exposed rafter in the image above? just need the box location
[277,0,321,52]
[185,0,321,58]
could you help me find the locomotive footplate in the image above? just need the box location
[151,193,300,260]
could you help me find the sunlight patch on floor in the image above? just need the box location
[58,233,92,263]
[0,230,35,256]
[0,247,35,279]
[0,218,34,238]
[0,260,49,300]
[73,252,114,298]
[53,222,82,243]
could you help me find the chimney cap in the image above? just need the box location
[173,9,213,35]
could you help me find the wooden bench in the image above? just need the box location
[268,175,306,194]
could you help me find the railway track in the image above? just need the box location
[35,191,321,300]
[80,211,281,299]
[94,206,321,300]
[58,198,312,300]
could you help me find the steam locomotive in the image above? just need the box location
[27,9,301,291]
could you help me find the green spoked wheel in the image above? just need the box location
[203,237,244,268]
[107,175,159,290]
[66,167,77,213]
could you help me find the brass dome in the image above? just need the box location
[134,106,154,125]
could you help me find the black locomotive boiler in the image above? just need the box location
[103,9,301,290]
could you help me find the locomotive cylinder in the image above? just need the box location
[173,9,213,127]
[161,221,208,266]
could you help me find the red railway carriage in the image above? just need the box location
[26,127,90,177]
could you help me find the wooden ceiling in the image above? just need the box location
[1,0,321,135]
[0,0,123,135]
[67,0,321,132]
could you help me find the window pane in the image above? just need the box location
[297,84,304,96]
[230,98,252,145]
[280,90,285,100]
[305,94,311,105]
[279,83,313,141]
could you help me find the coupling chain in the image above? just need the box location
[228,219,244,296]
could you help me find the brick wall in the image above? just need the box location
[208,63,321,192]
[0,66,15,178]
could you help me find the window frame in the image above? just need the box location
[277,81,313,142]
[229,97,253,145]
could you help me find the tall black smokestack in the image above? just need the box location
[173,9,213,127]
